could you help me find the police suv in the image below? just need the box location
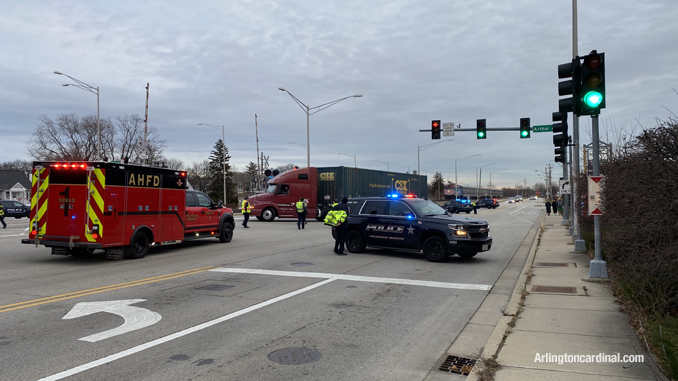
[341,195,492,262]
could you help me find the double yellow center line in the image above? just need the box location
[0,266,216,314]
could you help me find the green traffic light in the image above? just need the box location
[477,132,485,138]
[521,130,529,138]
[583,91,603,108]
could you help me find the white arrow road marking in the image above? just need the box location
[62,299,161,342]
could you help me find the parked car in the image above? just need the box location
[443,200,474,214]
[475,198,500,209]
[0,200,30,218]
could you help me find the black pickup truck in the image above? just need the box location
[336,195,492,262]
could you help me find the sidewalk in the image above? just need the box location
[468,213,667,381]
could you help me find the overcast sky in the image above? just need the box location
[1,0,676,189]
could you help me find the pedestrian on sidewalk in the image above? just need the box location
[545,199,552,216]
[557,198,563,216]
[296,197,308,229]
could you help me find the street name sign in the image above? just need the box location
[533,125,553,133]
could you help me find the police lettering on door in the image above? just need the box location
[128,173,161,187]
[366,224,414,241]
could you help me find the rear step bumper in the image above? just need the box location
[21,238,102,249]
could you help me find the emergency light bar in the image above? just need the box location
[386,194,416,198]
[52,163,87,169]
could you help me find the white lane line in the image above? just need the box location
[210,268,492,291]
[37,277,336,381]
[509,205,532,223]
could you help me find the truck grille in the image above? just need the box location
[467,224,489,239]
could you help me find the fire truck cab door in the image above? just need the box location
[193,192,217,229]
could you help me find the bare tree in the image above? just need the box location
[161,157,185,170]
[187,160,210,192]
[275,163,298,172]
[114,114,165,163]
[28,113,165,163]
[28,113,113,160]
[0,159,32,173]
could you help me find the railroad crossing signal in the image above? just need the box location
[431,120,441,139]
[520,118,530,138]
[476,119,486,139]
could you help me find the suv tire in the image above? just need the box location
[422,236,448,262]
[346,230,366,253]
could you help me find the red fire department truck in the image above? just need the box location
[21,161,235,259]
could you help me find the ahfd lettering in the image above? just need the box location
[128,173,161,187]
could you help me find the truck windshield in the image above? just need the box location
[266,184,277,194]
[409,199,447,216]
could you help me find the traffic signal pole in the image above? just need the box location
[589,115,608,278]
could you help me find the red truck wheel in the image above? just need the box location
[124,232,150,259]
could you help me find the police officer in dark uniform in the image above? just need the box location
[333,197,350,255]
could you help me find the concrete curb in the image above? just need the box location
[466,212,545,381]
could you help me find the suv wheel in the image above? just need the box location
[346,230,366,253]
[422,236,448,262]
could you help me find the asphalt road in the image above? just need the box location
[0,201,542,381]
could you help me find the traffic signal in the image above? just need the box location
[520,118,530,139]
[552,112,568,163]
[431,120,441,139]
[580,51,605,115]
[476,119,486,139]
[557,58,581,115]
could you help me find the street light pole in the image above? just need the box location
[489,169,506,199]
[54,71,100,160]
[455,154,481,200]
[278,88,362,168]
[417,140,453,197]
[476,163,495,199]
[373,160,389,171]
[199,123,227,205]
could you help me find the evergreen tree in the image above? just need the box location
[207,139,236,205]
[428,172,445,200]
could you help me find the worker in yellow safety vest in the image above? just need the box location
[241,196,253,228]
[324,197,350,255]
[295,197,308,229]
[0,203,6,228]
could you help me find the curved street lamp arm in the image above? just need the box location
[419,139,452,151]
[280,90,309,113]
[309,95,361,116]
[55,72,97,94]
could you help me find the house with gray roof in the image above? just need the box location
[0,170,32,204]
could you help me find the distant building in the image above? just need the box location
[0,170,32,204]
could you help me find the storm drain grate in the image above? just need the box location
[531,285,577,293]
[535,262,569,267]
[437,355,476,375]
[268,347,322,365]
[194,284,235,292]
[290,262,314,266]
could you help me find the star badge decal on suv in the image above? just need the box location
[407,226,415,235]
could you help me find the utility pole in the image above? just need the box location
[255,114,261,192]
